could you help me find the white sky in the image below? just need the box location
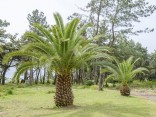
[0,0,156,53]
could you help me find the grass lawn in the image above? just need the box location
[0,85,156,117]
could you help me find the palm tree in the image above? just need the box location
[3,13,111,106]
[101,57,148,96]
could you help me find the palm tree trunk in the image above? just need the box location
[120,84,130,96]
[54,74,73,107]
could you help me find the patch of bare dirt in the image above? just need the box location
[131,89,156,102]
[0,111,7,117]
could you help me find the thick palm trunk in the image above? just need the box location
[120,84,130,96]
[54,74,73,107]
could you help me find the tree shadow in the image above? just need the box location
[66,102,150,117]
[31,105,81,117]
[31,101,150,117]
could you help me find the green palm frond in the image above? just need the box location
[13,61,38,82]
[3,51,40,65]
[101,56,149,84]
[32,23,56,43]
[22,42,55,56]
[74,23,92,40]
[53,12,65,35]
[24,32,47,44]
[65,18,79,39]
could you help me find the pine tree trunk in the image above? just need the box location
[29,69,33,85]
[52,73,57,85]
[43,68,46,84]
[98,73,104,91]
[2,67,7,85]
[54,74,73,107]
[35,68,40,84]
[47,70,50,84]
[24,70,28,81]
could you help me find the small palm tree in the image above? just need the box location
[101,57,148,96]
[3,13,111,106]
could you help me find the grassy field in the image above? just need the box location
[0,84,156,117]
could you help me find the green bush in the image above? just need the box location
[17,84,26,88]
[90,85,98,90]
[6,89,13,95]
[85,80,94,86]
[47,90,55,94]
[129,80,156,89]
[77,85,89,89]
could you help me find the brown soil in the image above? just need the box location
[131,89,156,102]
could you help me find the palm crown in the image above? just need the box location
[102,57,148,85]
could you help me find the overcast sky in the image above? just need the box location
[0,0,156,53]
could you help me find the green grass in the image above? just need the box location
[0,85,156,117]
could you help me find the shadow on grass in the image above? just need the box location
[66,102,149,117]
[33,102,149,117]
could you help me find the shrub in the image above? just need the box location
[47,90,55,94]
[17,84,26,88]
[77,85,89,89]
[90,85,98,90]
[6,89,13,95]
[85,80,94,86]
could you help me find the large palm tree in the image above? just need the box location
[3,13,111,106]
[101,57,148,96]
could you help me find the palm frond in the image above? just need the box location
[65,18,79,39]
[53,12,65,35]
[74,23,92,40]
[24,32,46,44]
[3,51,40,65]
[101,56,148,84]
[13,61,38,82]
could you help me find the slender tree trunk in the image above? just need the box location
[54,74,73,107]
[35,68,40,84]
[53,73,57,85]
[95,0,102,35]
[92,0,102,86]
[109,21,115,47]
[78,69,81,84]
[47,70,50,84]
[74,69,79,84]
[2,67,7,85]
[94,65,99,85]
[109,0,119,47]
[98,68,104,91]
[24,70,28,81]
[29,69,33,85]
[43,67,46,84]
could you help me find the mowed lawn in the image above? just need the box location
[0,85,156,117]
